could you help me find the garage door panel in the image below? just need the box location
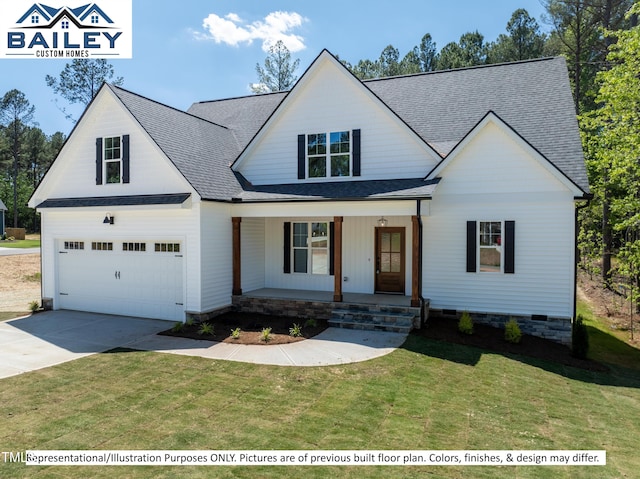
[57,241,184,321]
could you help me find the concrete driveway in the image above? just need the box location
[0,311,169,379]
[0,247,41,256]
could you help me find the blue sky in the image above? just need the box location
[0,0,550,136]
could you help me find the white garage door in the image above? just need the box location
[57,240,184,321]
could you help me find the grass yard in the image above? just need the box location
[1,319,639,478]
[0,239,40,248]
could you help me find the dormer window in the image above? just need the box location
[96,135,130,185]
[61,20,69,29]
[307,131,351,178]
[31,15,39,24]
[91,14,99,24]
[298,129,360,180]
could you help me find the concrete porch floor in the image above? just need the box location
[242,288,413,307]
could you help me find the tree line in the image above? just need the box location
[0,59,122,234]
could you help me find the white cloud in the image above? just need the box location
[197,11,307,52]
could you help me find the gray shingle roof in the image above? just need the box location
[37,193,191,208]
[364,57,588,192]
[106,55,587,202]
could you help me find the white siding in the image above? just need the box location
[237,56,438,185]
[423,122,576,317]
[263,216,413,295]
[40,204,201,315]
[30,89,193,208]
[241,217,266,292]
[199,202,233,312]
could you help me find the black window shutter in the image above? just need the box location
[283,222,291,274]
[329,222,335,276]
[95,137,103,185]
[297,134,305,179]
[122,134,130,184]
[352,129,361,176]
[504,220,515,274]
[466,221,477,273]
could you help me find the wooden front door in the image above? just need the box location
[375,227,405,294]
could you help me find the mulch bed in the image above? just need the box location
[159,312,328,345]
[413,315,608,372]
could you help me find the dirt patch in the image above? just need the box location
[414,315,608,372]
[0,253,41,313]
[159,312,328,345]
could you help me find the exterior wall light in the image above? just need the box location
[377,217,388,227]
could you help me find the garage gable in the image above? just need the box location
[29,85,196,209]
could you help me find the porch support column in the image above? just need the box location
[333,216,343,302]
[232,217,242,296]
[411,215,421,307]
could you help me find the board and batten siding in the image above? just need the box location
[40,205,201,314]
[236,57,438,185]
[30,89,193,207]
[263,216,413,295]
[423,121,576,318]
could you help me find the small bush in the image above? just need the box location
[171,321,184,332]
[261,327,272,342]
[230,327,241,339]
[572,315,589,359]
[304,318,317,328]
[504,318,522,344]
[198,322,214,336]
[29,300,40,313]
[289,323,303,337]
[458,311,473,335]
[185,317,195,327]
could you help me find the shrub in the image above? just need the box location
[171,321,184,332]
[198,322,214,336]
[185,317,195,327]
[261,327,272,342]
[29,300,40,313]
[504,318,522,344]
[458,311,473,335]
[289,323,303,337]
[304,318,317,328]
[572,315,589,359]
[230,327,241,339]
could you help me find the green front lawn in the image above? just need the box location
[1,318,639,478]
[0,239,40,248]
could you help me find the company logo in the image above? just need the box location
[1,1,132,59]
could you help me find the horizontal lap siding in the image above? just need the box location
[238,60,437,185]
[41,206,201,313]
[422,122,576,318]
[200,202,233,312]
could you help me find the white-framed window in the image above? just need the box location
[64,241,84,250]
[292,222,329,274]
[123,242,146,252]
[104,136,122,184]
[479,221,502,272]
[307,131,351,178]
[155,243,180,253]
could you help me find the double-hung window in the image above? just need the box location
[466,220,515,274]
[307,131,351,178]
[292,222,329,274]
[479,221,502,272]
[104,136,122,184]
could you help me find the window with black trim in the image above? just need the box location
[104,136,122,184]
[292,222,329,274]
[467,220,515,274]
[307,131,351,178]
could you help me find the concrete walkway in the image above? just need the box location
[0,247,41,256]
[0,311,408,379]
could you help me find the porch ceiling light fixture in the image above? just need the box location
[377,217,388,227]
[103,213,114,225]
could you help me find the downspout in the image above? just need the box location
[417,199,424,323]
[574,197,591,321]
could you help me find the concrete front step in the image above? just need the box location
[329,308,416,333]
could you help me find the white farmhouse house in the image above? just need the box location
[29,50,589,344]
